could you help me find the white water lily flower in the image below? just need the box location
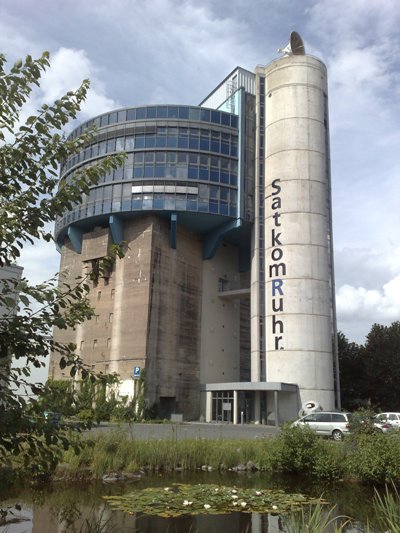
[231,489,237,494]
[204,504,211,510]
[164,487,170,491]
[232,501,238,506]
[183,500,192,506]
[214,488,219,492]
[241,502,247,508]
[272,505,278,510]
[231,494,238,499]
[255,491,261,496]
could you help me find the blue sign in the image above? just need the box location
[133,366,141,379]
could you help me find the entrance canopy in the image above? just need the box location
[201,381,298,426]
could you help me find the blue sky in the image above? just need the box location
[1,0,400,345]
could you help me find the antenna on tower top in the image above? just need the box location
[278,31,305,56]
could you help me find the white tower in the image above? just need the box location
[259,33,337,418]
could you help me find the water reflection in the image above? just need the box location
[0,472,377,532]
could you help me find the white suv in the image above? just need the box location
[292,411,352,441]
[374,412,400,430]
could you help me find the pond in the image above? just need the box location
[0,471,379,532]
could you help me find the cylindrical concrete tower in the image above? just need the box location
[263,53,336,414]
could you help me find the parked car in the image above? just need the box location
[374,412,400,430]
[292,411,352,441]
[372,418,394,433]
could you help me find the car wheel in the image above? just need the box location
[332,429,343,441]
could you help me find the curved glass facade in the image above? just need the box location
[56,105,240,241]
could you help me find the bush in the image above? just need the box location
[267,424,320,474]
[76,409,94,423]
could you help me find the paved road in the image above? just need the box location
[87,421,279,440]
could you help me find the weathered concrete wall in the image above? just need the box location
[145,217,203,420]
[200,243,241,386]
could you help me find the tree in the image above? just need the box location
[337,331,365,410]
[0,51,125,476]
[363,322,400,410]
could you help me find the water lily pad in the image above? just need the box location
[104,484,326,517]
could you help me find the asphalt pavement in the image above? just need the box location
[87,421,279,440]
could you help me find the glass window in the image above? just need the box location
[103,186,112,200]
[114,168,123,181]
[164,196,176,210]
[156,136,166,148]
[188,166,198,179]
[210,170,219,182]
[220,172,229,184]
[123,167,133,179]
[168,106,179,118]
[135,153,144,164]
[113,183,122,199]
[189,154,198,165]
[200,139,209,151]
[146,135,156,148]
[143,197,153,209]
[211,140,220,152]
[107,139,116,152]
[125,136,135,150]
[176,197,186,210]
[144,166,154,177]
[187,198,197,210]
[231,115,238,128]
[167,153,177,163]
[165,165,176,179]
[135,136,145,149]
[127,108,136,121]
[201,108,210,122]
[153,195,164,209]
[145,152,155,163]
[211,110,220,124]
[220,188,229,202]
[117,110,127,123]
[156,106,168,118]
[109,112,118,124]
[116,138,125,152]
[146,106,157,119]
[331,414,346,422]
[178,153,187,164]
[166,136,177,148]
[210,201,218,213]
[189,137,199,150]
[200,155,208,167]
[98,141,107,155]
[199,168,209,180]
[221,142,230,155]
[136,107,146,120]
[134,167,144,178]
[100,114,109,127]
[125,154,134,167]
[178,136,189,149]
[179,107,189,119]
[210,186,219,199]
[156,152,166,163]
[176,166,188,179]
[221,113,230,126]
[154,167,165,178]
[230,174,237,186]
[189,107,201,121]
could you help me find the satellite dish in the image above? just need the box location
[278,31,305,56]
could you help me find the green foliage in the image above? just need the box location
[344,432,400,484]
[283,501,351,533]
[338,322,400,411]
[39,379,75,417]
[0,51,125,473]
[267,424,320,474]
[105,483,322,518]
[372,483,400,532]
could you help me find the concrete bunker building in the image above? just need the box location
[50,33,339,424]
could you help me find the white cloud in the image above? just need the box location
[40,48,117,119]
[337,276,400,322]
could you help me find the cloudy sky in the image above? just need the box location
[1,0,399,346]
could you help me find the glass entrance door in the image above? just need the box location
[212,391,234,422]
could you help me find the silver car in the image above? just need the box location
[292,411,352,441]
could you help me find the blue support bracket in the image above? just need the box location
[67,226,84,254]
[109,215,124,244]
[203,219,241,260]
[170,213,177,249]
